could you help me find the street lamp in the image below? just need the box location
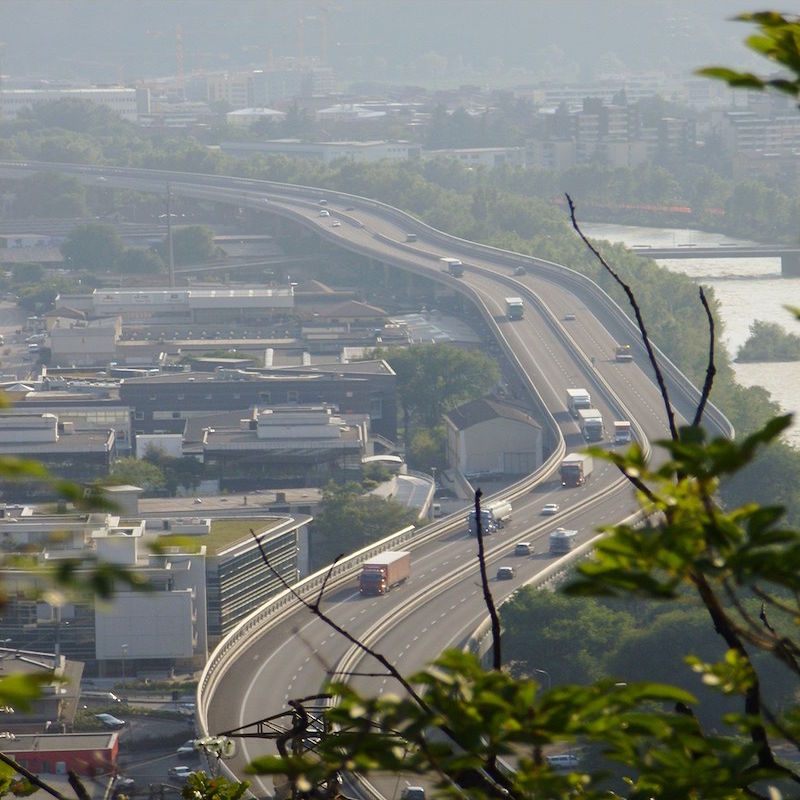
[532,668,551,691]
[121,643,128,701]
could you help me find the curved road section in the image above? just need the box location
[0,162,732,797]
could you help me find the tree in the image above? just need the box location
[12,171,87,218]
[158,225,219,266]
[105,457,165,495]
[119,247,164,275]
[60,223,124,272]
[309,481,418,570]
[381,345,501,439]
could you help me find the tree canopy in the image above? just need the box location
[309,481,418,571]
[60,222,124,272]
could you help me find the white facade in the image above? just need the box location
[49,318,120,366]
[221,139,420,163]
[135,433,183,459]
[445,399,543,478]
[95,589,195,660]
[1,88,140,122]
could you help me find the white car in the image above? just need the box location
[169,765,196,780]
[176,739,198,756]
[319,209,330,217]
[331,220,341,227]
[541,503,560,516]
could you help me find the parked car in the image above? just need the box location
[541,503,560,516]
[112,776,135,790]
[496,566,515,580]
[514,542,533,556]
[95,713,126,730]
[546,753,580,769]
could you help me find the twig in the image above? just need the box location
[249,530,431,713]
[473,490,502,671]
[248,529,518,800]
[566,194,678,441]
[693,572,799,781]
[692,287,716,427]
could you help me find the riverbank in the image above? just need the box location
[583,222,800,448]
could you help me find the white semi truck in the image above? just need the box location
[566,388,592,417]
[578,408,604,442]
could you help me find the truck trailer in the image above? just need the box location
[566,388,592,417]
[578,408,604,442]
[505,297,524,320]
[359,551,411,595]
[440,257,464,277]
[560,453,593,487]
[549,527,577,554]
[613,420,632,444]
[484,499,512,527]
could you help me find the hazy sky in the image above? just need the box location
[1,1,764,88]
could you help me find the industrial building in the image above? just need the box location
[444,397,543,479]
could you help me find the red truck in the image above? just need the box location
[359,551,411,595]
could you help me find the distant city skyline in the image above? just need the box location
[2,0,764,89]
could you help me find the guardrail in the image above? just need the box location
[0,163,730,782]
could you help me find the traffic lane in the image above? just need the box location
[472,272,647,462]
[210,467,628,772]
[208,383,643,771]
[519,271,694,437]
[344,488,639,693]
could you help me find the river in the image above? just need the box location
[581,223,800,448]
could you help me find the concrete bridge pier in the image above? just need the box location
[782,253,800,277]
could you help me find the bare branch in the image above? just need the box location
[693,572,799,780]
[0,751,69,800]
[248,529,431,713]
[613,462,660,504]
[566,193,678,440]
[67,772,91,800]
[473,489,502,671]
[692,287,716,427]
[248,529,518,799]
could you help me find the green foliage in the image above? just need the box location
[181,773,249,800]
[13,274,86,315]
[309,481,417,570]
[105,456,165,495]
[158,225,219,266]
[12,171,87,218]
[736,319,800,362]
[699,13,800,99]
[119,247,164,275]
[406,427,446,474]
[142,446,203,495]
[60,222,124,272]
[380,344,501,434]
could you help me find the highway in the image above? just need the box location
[0,162,731,798]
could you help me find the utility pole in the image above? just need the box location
[166,182,175,288]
